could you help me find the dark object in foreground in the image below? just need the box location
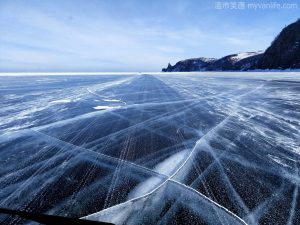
[0,208,114,225]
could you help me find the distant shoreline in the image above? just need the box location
[1,70,300,76]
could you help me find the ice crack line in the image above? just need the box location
[83,115,247,224]
[83,80,269,224]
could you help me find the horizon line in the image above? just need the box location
[1,71,300,76]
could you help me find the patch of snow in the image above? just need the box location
[51,99,72,104]
[268,154,291,168]
[103,99,122,102]
[154,150,189,176]
[127,150,189,199]
[231,51,264,62]
[201,57,217,62]
[93,105,121,110]
[127,176,164,200]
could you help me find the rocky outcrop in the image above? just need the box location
[257,19,300,70]
[162,19,300,72]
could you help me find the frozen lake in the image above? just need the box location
[0,73,299,225]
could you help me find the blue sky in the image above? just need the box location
[0,0,299,72]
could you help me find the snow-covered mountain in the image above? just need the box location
[257,19,300,70]
[162,57,217,72]
[162,18,300,72]
[162,51,263,72]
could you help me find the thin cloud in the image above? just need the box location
[0,0,298,71]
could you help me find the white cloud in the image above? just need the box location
[0,0,278,71]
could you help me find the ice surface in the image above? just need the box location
[0,73,300,225]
